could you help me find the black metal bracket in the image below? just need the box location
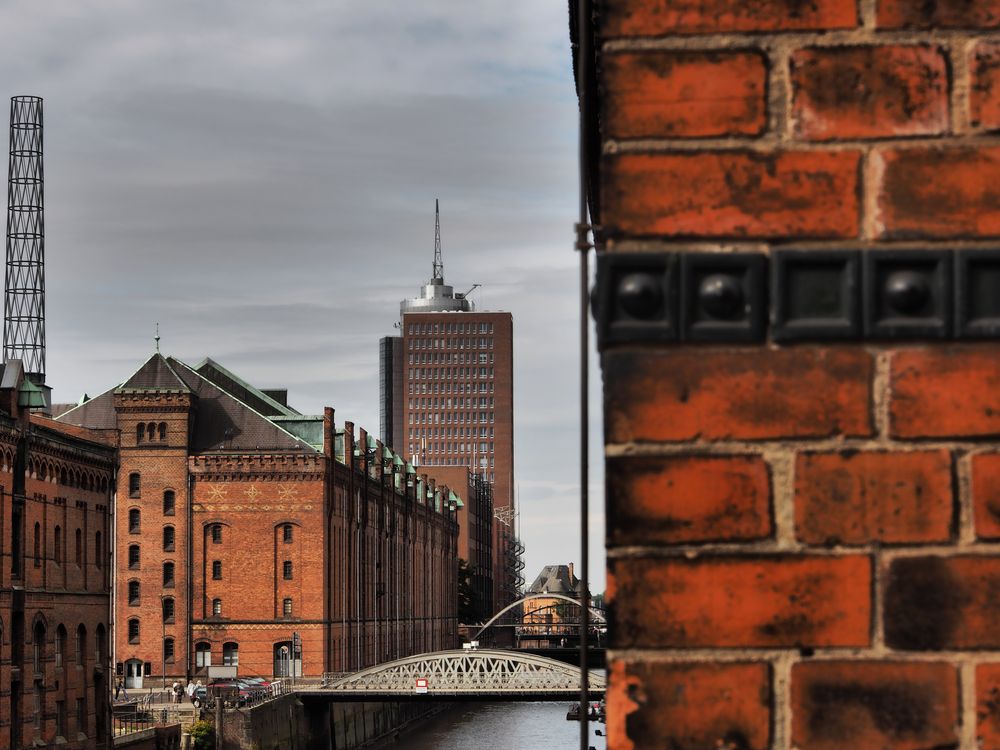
[595,248,993,347]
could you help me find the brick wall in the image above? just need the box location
[596,2,1000,748]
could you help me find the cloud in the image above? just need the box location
[2,0,606,591]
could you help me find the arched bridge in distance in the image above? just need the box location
[298,649,606,701]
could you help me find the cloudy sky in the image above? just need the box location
[0,1,606,593]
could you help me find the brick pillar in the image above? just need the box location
[595,2,1000,748]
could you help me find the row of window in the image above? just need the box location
[409,367,494,381]
[410,405,493,423]
[410,426,495,439]
[32,524,102,568]
[410,396,494,411]
[409,352,494,365]
[409,441,495,456]
[135,422,168,443]
[127,597,296,644]
[127,523,293,570]
[30,620,107,674]
[407,322,493,335]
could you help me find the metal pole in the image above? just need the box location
[574,0,594,747]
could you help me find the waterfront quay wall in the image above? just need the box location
[221,694,441,750]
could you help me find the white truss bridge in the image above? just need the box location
[301,649,606,700]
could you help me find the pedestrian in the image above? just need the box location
[114,678,122,701]
[185,679,195,704]
[172,681,181,704]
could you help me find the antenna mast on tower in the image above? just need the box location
[4,96,45,379]
[432,198,444,282]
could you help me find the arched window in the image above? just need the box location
[195,641,211,668]
[222,642,238,666]
[54,526,61,564]
[75,529,83,566]
[163,562,175,588]
[162,597,174,623]
[164,638,175,664]
[212,598,222,616]
[128,509,140,534]
[210,524,222,544]
[128,580,140,606]
[146,423,155,442]
[76,624,86,666]
[128,544,139,570]
[33,522,40,567]
[55,624,66,668]
[282,561,293,580]
[127,619,139,644]
[128,473,140,498]
[163,490,175,516]
[158,422,167,441]
[136,423,144,443]
[282,524,293,543]
[32,620,45,673]
[162,526,175,552]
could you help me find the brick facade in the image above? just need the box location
[590,2,1000,747]
[60,354,458,684]
[0,364,116,749]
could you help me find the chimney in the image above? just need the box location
[568,562,575,584]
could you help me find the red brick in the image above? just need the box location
[607,455,772,545]
[877,0,1000,28]
[885,556,1000,650]
[977,664,1000,749]
[607,661,771,750]
[791,46,949,141]
[604,348,873,442]
[792,661,959,750]
[608,555,872,648]
[875,147,1000,238]
[795,450,954,545]
[602,0,857,36]
[602,50,767,139]
[972,42,1000,130]
[975,453,1000,539]
[890,348,1000,438]
[604,151,860,239]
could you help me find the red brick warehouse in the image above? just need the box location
[59,353,459,684]
[0,361,116,749]
[578,0,1000,747]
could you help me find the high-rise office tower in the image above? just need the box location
[380,202,521,606]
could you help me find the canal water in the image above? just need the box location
[388,702,608,750]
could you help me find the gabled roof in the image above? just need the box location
[193,358,300,418]
[57,353,319,454]
[527,565,581,595]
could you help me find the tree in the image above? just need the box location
[189,720,215,750]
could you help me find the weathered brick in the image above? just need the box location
[795,450,953,545]
[602,0,858,37]
[792,661,959,750]
[608,661,771,750]
[608,555,872,648]
[974,454,1000,539]
[790,45,949,140]
[972,42,1000,130]
[602,50,767,139]
[977,664,1000,749]
[890,348,1000,438]
[604,348,874,443]
[607,455,772,545]
[604,151,860,239]
[885,556,1000,650]
[877,0,1000,28]
[875,147,1000,238]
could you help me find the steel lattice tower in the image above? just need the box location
[432,198,443,282]
[4,96,45,378]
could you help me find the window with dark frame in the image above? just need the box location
[212,598,221,616]
[163,490,175,516]
[164,638,175,663]
[283,524,293,543]
[162,597,174,623]
[127,619,139,644]
[212,560,222,580]
[162,525,175,551]
[128,544,139,569]
[128,508,140,534]
[128,580,140,605]
[283,560,293,580]
[283,598,292,616]
[163,562,175,587]
[211,524,222,544]
[128,472,140,498]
